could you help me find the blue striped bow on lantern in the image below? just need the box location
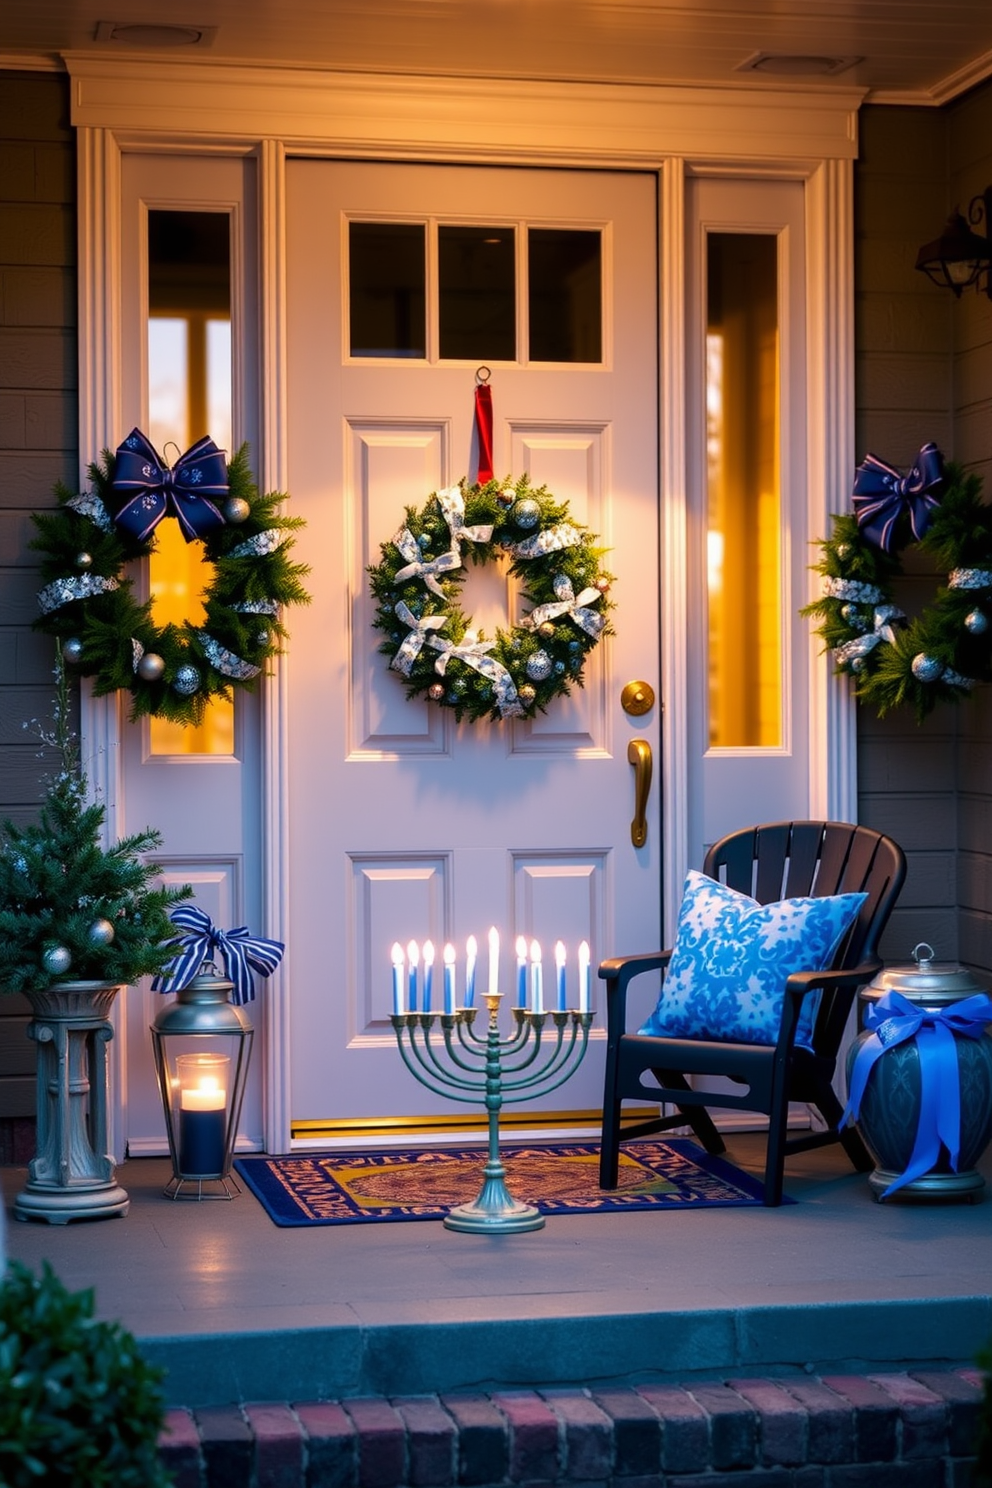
[842,987,992,1198]
[112,428,229,543]
[851,442,944,553]
[152,905,284,1006]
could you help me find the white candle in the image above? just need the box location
[515,935,528,1007]
[488,926,500,1000]
[391,942,405,1016]
[443,942,456,1014]
[422,940,435,1013]
[465,934,478,1008]
[555,940,567,1011]
[407,939,419,1014]
[530,939,543,1015]
[180,1077,226,1112]
[578,940,591,1014]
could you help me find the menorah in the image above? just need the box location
[390,934,593,1232]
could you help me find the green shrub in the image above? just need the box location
[0,1260,172,1487]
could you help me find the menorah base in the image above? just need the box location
[443,1160,545,1233]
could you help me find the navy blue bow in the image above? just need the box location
[851,443,943,553]
[152,905,284,1006]
[112,428,228,543]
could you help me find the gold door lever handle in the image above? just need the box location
[627,738,652,848]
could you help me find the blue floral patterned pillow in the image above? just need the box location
[638,870,867,1048]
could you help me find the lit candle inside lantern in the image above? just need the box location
[578,940,591,1014]
[443,942,456,1014]
[555,940,567,1011]
[177,1053,229,1177]
[465,935,478,1008]
[407,939,419,1014]
[422,940,435,1013]
[516,935,528,1008]
[488,926,500,1000]
[391,942,405,1016]
[530,939,543,1015]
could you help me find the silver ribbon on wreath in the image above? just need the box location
[66,492,113,532]
[393,528,462,597]
[37,573,120,615]
[437,485,494,549]
[509,523,582,560]
[834,604,906,666]
[948,568,992,591]
[427,631,525,718]
[229,528,289,559]
[524,574,605,638]
[822,576,885,605]
[390,602,448,676]
[196,630,262,680]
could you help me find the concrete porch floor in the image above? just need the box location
[2,1133,990,1411]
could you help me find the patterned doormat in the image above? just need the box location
[233,1138,781,1226]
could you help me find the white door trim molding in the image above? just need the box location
[73,63,860,1154]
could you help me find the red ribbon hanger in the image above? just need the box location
[474,367,494,486]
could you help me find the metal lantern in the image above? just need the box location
[150,962,254,1199]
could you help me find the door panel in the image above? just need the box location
[285,160,659,1135]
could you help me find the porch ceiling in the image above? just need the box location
[1,1,992,107]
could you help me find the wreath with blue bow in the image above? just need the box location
[31,431,310,725]
[368,476,614,723]
[803,445,992,719]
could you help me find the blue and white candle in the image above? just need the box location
[530,939,543,1015]
[555,940,567,1011]
[516,935,528,1008]
[488,926,500,1000]
[443,942,456,1014]
[406,940,419,1014]
[465,935,478,1008]
[391,942,405,1016]
[422,940,435,1013]
[578,940,591,1014]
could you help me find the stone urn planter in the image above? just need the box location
[845,944,992,1201]
[14,981,130,1225]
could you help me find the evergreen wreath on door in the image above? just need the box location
[803,443,992,719]
[368,476,614,723]
[31,430,310,726]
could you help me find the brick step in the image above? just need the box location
[158,1367,986,1488]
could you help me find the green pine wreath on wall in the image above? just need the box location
[31,431,310,726]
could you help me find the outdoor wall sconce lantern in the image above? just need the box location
[150,962,254,1200]
[916,186,992,297]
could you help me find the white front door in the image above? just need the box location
[284,161,660,1137]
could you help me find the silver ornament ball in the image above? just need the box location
[428,683,445,701]
[173,664,202,697]
[75,552,93,570]
[87,917,115,947]
[518,684,537,705]
[61,637,84,665]
[850,658,865,673]
[512,498,541,529]
[256,629,271,648]
[911,653,944,683]
[136,651,166,682]
[223,496,251,524]
[526,649,553,682]
[42,945,72,977]
[965,608,989,636]
[538,621,556,640]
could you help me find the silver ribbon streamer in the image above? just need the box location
[427,631,524,718]
[823,576,884,605]
[834,603,906,665]
[437,485,494,548]
[942,666,975,690]
[131,639,144,673]
[948,568,992,591]
[233,599,280,616]
[393,528,462,597]
[67,492,113,532]
[523,574,605,638]
[509,523,582,560]
[229,529,289,559]
[37,573,120,615]
[196,630,262,680]
[390,602,448,676]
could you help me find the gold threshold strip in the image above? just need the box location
[292,1108,661,1144]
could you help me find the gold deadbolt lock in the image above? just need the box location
[620,680,655,717]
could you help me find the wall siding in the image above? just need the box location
[0,70,77,1152]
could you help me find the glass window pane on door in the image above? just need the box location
[349,222,426,358]
[528,229,602,362]
[147,208,234,756]
[706,232,781,749]
[438,225,516,361]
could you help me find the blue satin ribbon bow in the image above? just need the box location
[112,428,229,543]
[152,905,285,1006]
[842,987,992,1198]
[851,443,944,553]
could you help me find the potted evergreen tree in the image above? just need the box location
[0,657,189,1222]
